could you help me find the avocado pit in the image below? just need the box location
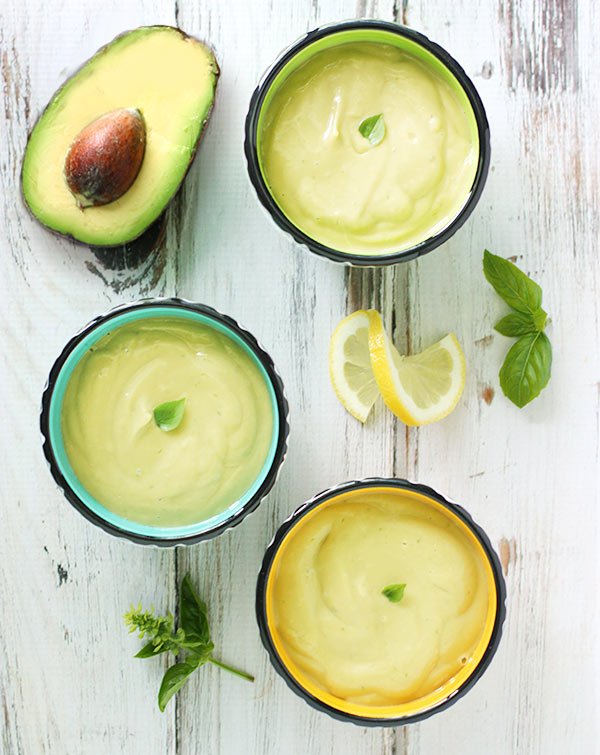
[64,108,146,208]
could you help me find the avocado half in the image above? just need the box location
[22,26,219,247]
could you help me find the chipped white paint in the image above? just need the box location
[0,0,598,753]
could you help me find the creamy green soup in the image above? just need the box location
[61,318,274,527]
[260,42,479,255]
[271,490,490,706]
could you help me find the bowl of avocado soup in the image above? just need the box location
[256,478,505,725]
[245,20,490,265]
[41,299,289,546]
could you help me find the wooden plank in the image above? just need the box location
[0,2,179,753]
[397,1,600,754]
[172,1,407,753]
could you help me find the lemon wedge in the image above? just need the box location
[329,310,380,422]
[367,309,465,426]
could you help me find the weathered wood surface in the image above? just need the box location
[1,0,598,753]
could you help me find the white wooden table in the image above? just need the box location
[1,1,598,753]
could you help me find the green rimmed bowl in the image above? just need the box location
[40,298,289,546]
[244,20,490,266]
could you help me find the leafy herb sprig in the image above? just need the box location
[124,574,254,711]
[483,250,552,408]
[359,114,385,147]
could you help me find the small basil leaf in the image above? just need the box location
[494,312,539,337]
[499,331,552,407]
[135,641,170,659]
[153,398,185,432]
[382,584,406,603]
[180,574,210,644]
[483,250,542,314]
[359,114,385,147]
[158,663,196,712]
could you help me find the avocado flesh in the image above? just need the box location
[22,26,218,246]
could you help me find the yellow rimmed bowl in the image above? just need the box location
[244,20,490,266]
[256,478,505,725]
[40,298,289,547]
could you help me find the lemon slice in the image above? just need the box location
[329,310,379,422]
[367,309,465,426]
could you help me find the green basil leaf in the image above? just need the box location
[495,309,547,336]
[153,398,185,432]
[499,331,552,407]
[494,312,536,337]
[483,250,542,314]
[359,114,385,147]
[382,583,406,603]
[135,641,170,659]
[180,574,210,644]
[158,663,196,712]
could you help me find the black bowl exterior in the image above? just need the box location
[256,478,506,726]
[40,298,289,547]
[244,20,491,267]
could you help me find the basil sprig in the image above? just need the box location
[153,398,185,432]
[382,583,406,603]
[359,114,385,147]
[483,250,552,407]
[124,574,254,712]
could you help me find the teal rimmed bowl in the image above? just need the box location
[40,298,289,546]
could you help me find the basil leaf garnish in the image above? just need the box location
[180,574,210,645]
[153,398,185,432]
[483,249,542,314]
[359,114,386,147]
[158,663,197,712]
[499,331,552,408]
[382,583,406,603]
[494,311,542,337]
[135,641,170,659]
[124,573,253,712]
[484,250,552,407]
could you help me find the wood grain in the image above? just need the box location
[1,0,598,753]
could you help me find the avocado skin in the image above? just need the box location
[21,26,220,248]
